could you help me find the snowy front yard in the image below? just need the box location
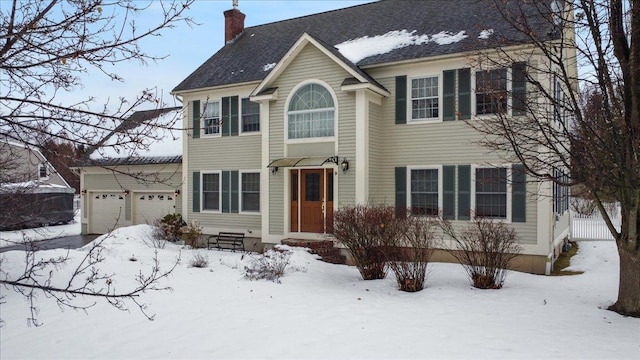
[0,225,638,359]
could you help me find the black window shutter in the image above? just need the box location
[395,76,407,124]
[222,170,230,213]
[512,164,527,222]
[443,165,456,219]
[192,171,200,213]
[230,170,239,213]
[443,70,456,121]
[457,165,471,220]
[395,167,407,217]
[230,96,239,136]
[221,97,230,137]
[192,100,200,139]
[512,62,527,116]
[458,68,471,120]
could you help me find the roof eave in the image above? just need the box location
[251,33,373,97]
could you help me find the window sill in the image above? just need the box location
[200,209,222,214]
[408,118,442,124]
[286,136,336,145]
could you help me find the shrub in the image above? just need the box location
[244,248,292,283]
[440,217,522,289]
[332,204,400,280]
[190,251,209,268]
[156,213,185,242]
[181,220,203,248]
[387,215,437,292]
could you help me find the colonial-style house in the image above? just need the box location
[171,0,573,274]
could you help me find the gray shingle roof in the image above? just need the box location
[173,0,555,93]
[77,155,182,167]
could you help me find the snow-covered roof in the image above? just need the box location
[173,0,556,93]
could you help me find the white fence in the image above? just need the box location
[571,205,620,241]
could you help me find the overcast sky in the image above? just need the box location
[60,0,374,113]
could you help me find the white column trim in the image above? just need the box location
[354,89,369,204]
[181,106,189,222]
[259,100,271,242]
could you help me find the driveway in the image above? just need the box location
[0,234,100,253]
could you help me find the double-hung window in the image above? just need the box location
[288,83,335,139]
[241,172,260,212]
[241,98,260,133]
[475,167,508,219]
[476,68,507,115]
[411,76,439,120]
[202,173,220,211]
[410,168,439,216]
[203,101,221,135]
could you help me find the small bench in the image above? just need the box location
[207,232,245,252]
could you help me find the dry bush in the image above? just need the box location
[387,215,437,292]
[570,198,597,216]
[190,251,209,268]
[440,217,522,289]
[244,248,292,283]
[181,220,202,248]
[332,204,400,280]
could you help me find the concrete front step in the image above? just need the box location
[281,239,346,265]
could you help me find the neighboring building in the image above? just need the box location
[170,0,574,274]
[0,140,75,229]
[0,140,71,188]
[75,108,184,234]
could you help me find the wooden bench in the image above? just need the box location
[207,232,245,252]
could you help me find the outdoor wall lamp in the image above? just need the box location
[81,189,87,195]
[123,189,130,196]
[271,167,278,175]
[340,158,349,173]
[174,189,181,196]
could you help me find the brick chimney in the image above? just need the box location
[224,1,245,43]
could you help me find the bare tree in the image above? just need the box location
[469,0,639,316]
[0,0,194,324]
[0,0,193,153]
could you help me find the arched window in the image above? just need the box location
[288,83,335,139]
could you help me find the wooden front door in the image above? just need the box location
[290,169,334,233]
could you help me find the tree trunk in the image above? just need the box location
[609,244,640,317]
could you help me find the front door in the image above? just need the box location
[290,169,334,233]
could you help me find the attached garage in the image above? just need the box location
[76,155,183,235]
[133,192,176,225]
[90,192,126,234]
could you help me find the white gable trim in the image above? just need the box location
[252,33,386,97]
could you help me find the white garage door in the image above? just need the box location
[90,192,126,234]
[134,192,175,225]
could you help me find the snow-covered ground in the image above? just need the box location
[0,225,638,359]
[0,212,81,248]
